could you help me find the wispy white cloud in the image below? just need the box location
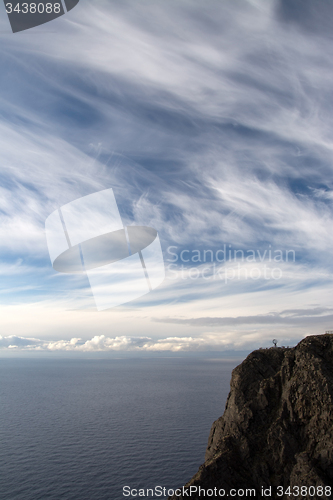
[1,0,333,349]
[153,307,333,327]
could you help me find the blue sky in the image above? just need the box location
[0,0,333,354]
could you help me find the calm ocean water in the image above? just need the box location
[0,357,240,500]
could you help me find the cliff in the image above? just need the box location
[169,334,333,499]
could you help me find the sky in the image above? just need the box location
[0,0,333,355]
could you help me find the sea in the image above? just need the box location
[0,357,242,500]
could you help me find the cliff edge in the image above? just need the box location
[169,334,333,499]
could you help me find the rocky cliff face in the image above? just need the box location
[169,334,333,499]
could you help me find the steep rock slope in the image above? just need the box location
[169,334,333,499]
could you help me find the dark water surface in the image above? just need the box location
[0,358,240,500]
